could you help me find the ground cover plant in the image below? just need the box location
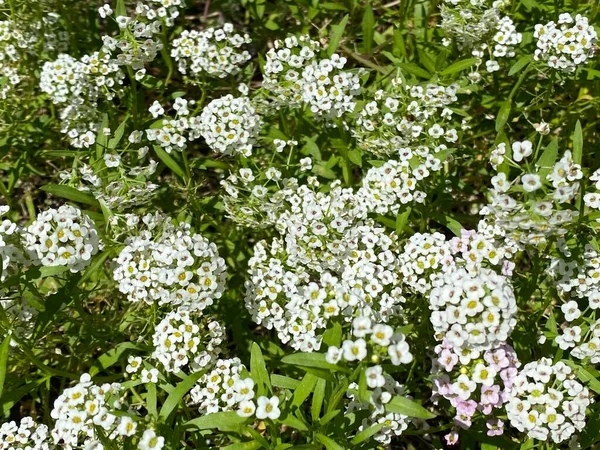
[1,0,600,448]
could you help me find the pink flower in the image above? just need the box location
[486,419,504,436]
[480,384,500,405]
[444,430,459,445]
[438,349,459,371]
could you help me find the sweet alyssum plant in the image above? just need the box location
[1,0,600,449]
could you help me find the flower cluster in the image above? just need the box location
[151,310,225,373]
[189,358,256,415]
[355,79,459,157]
[262,35,363,119]
[506,358,592,443]
[482,144,582,246]
[51,374,158,450]
[0,417,51,450]
[534,13,597,73]
[171,24,252,79]
[113,216,227,312]
[347,376,411,445]
[197,94,262,157]
[24,205,100,273]
[145,97,204,153]
[429,266,517,351]
[431,340,520,433]
[0,206,25,281]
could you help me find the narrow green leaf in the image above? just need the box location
[397,62,431,79]
[328,15,349,56]
[251,342,272,395]
[361,3,375,53]
[89,342,139,376]
[0,332,11,399]
[573,120,583,165]
[315,433,344,450]
[107,116,128,149]
[440,58,479,76]
[508,55,532,76]
[395,207,411,234]
[271,374,300,390]
[292,373,318,407]
[281,414,309,431]
[322,322,342,347]
[281,352,344,372]
[159,370,204,421]
[386,395,435,419]
[153,145,186,180]
[40,185,99,206]
[311,378,326,421]
[147,382,157,418]
[536,138,559,178]
[351,423,385,444]
[185,411,247,430]
[115,0,126,16]
[495,100,512,132]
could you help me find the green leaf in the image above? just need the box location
[347,149,362,167]
[573,120,583,165]
[185,411,247,430]
[508,55,532,76]
[292,373,318,407]
[89,342,139,376]
[40,185,99,206]
[351,423,385,444]
[153,145,186,180]
[0,332,11,399]
[396,207,411,234]
[315,433,344,450]
[107,116,128,149]
[361,4,375,53]
[311,378,326,421]
[536,138,558,178]
[115,0,126,16]
[147,382,157,418]
[281,414,309,431]
[251,342,272,395]
[271,374,300,390]
[572,364,600,394]
[495,100,512,132]
[328,15,349,56]
[440,58,479,76]
[397,62,431,79]
[281,352,344,372]
[385,395,435,419]
[322,321,342,347]
[222,442,262,450]
[159,370,204,421]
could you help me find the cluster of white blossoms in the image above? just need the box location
[245,181,410,351]
[534,13,597,73]
[51,374,158,450]
[113,216,226,312]
[326,318,413,367]
[355,79,459,158]
[482,144,582,246]
[0,206,25,281]
[197,94,262,157]
[24,205,100,273]
[583,168,600,215]
[356,160,426,214]
[439,0,521,73]
[347,376,411,445]
[39,52,124,147]
[58,151,160,211]
[171,24,252,79]
[144,97,204,153]
[0,417,51,450]
[396,232,454,295]
[429,266,517,351]
[189,358,256,415]
[506,358,592,443]
[151,310,225,373]
[262,35,363,120]
[431,340,520,432]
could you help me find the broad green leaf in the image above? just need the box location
[495,100,511,132]
[40,185,99,206]
[328,15,349,56]
[351,423,385,444]
[322,321,342,347]
[185,411,247,430]
[0,332,11,399]
[251,342,272,395]
[292,373,318,407]
[153,145,186,180]
[508,55,532,76]
[159,370,204,421]
[281,352,343,372]
[361,3,375,53]
[573,120,583,165]
[396,207,411,234]
[386,395,435,419]
[440,58,479,76]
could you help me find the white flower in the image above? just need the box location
[139,429,164,450]
[561,301,581,322]
[141,368,159,383]
[236,400,256,417]
[149,101,165,118]
[300,157,313,171]
[365,365,386,388]
[512,140,533,162]
[255,396,281,420]
[104,153,121,168]
[522,174,542,192]
[342,339,368,361]
[98,4,113,18]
